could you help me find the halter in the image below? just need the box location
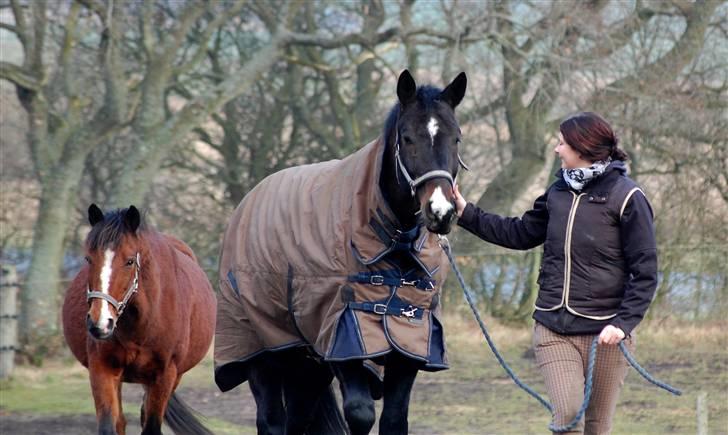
[394,128,469,197]
[86,252,141,319]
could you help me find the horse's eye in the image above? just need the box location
[403,135,414,145]
[456,138,461,145]
[126,258,135,267]
[84,256,92,264]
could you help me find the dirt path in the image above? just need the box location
[0,382,258,434]
[0,381,446,434]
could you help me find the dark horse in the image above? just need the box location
[62,205,216,435]
[215,70,467,434]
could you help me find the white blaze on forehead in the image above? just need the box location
[427,117,439,146]
[429,186,453,219]
[98,249,115,325]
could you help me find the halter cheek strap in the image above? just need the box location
[86,252,141,319]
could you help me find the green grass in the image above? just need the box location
[1,316,726,434]
[0,357,251,434]
[0,365,94,415]
[406,316,728,434]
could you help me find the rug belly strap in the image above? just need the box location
[348,300,425,320]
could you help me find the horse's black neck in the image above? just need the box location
[379,132,420,231]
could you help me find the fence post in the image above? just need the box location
[1,263,19,379]
[697,391,708,435]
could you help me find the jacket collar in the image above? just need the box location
[553,160,627,192]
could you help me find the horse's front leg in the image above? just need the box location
[281,352,335,435]
[332,360,375,435]
[88,358,124,435]
[379,352,420,435]
[141,365,177,435]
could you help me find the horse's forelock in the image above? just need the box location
[384,84,460,142]
[87,208,145,251]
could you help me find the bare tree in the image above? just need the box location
[0,0,293,350]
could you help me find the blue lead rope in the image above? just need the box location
[438,236,681,432]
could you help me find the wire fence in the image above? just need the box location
[441,244,728,323]
[2,244,726,325]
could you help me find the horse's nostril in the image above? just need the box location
[107,318,114,331]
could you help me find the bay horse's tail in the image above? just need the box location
[164,392,213,435]
[305,385,349,435]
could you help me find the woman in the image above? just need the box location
[453,112,657,434]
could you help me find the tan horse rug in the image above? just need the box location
[214,137,449,392]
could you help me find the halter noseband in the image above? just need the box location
[394,128,469,197]
[86,252,141,319]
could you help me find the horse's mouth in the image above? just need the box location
[89,329,114,340]
[424,215,455,235]
[87,323,115,340]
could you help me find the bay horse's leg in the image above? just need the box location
[379,352,420,435]
[281,351,335,435]
[248,354,285,435]
[141,366,178,435]
[115,381,126,435]
[333,361,375,435]
[88,360,123,435]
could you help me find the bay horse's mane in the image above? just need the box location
[87,208,147,250]
[382,85,444,145]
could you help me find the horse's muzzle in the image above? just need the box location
[424,205,456,234]
[422,183,457,234]
[87,314,115,340]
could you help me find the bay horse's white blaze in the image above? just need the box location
[427,117,438,146]
[97,249,115,330]
[429,186,453,219]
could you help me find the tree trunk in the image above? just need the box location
[20,158,85,347]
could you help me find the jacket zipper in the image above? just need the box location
[561,192,585,307]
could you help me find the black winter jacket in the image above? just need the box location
[457,161,657,336]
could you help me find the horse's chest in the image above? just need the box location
[121,352,166,383]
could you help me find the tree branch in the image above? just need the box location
[55,1,81,99]
[0,22,17,33]
[9,0,28,48]
[74,0,106,21]
[173,0,247,78]
[284,26,400,49]
[139,0,155,58]
[160,1,208,64]
[589,0,720,109]
[99,0,128,125]
[29,1,46,71]
[0,61,40,90]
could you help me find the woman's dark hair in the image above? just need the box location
[559,112,628,162]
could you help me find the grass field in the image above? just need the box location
[1,314,726,434]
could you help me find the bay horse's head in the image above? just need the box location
[84,204,143,340]
[384,70,467,234]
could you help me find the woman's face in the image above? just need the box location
[555,133,592,169]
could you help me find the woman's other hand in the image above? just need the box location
[598,324,625,345]
[453,183,467,217]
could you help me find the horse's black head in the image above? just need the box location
[385,70,467,234]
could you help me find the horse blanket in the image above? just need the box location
[214,137,449,392]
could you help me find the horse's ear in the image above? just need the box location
[440,72,467,109]
[88,204,104,226]
[397,69,417,107]
[124,206,141,233]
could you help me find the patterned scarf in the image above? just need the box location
[562,159,611,191]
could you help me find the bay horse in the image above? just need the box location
[62,204,216,435]
[215,69,467,434]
